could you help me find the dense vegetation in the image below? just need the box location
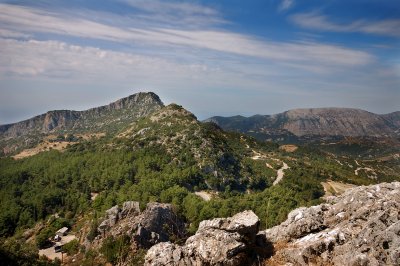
[0,104,399,265]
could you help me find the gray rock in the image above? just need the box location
[135,202,185,248]
[262,182,400,266]
[145,210,261,266]
[264,204,327,242]
[95,202,185,249]
[98,205,121,232]
[120,201,140,218]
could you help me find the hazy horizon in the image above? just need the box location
[0,0,399,124]
[1,90,399,125]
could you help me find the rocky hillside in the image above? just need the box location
[145,182,400,266]
[263,182,400,265]
[207,108,400,140]
[0,92,163,155]
[120,104,242,183]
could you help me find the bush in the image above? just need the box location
[62,239,80,255]
[36,228,53,249]
[100,235,130,264]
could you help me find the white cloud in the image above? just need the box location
[0,38,210,81]
[121,0,219,19]
[0,28,30,38]
[291,12,400,38]
[278,0,294,12]
[0,3,373,69]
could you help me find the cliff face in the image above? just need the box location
[0,92,164,155]
[0,92,163,137]
[282,108,395,137]
[207,108,400,139]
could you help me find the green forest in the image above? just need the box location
[1,109,398,265]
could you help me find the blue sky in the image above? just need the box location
[0,0,399,124]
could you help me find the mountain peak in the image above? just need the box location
[0,92,164,155]
[106,92,163,111]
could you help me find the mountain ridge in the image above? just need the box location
[0,92,164,155]
[206,107,400,140]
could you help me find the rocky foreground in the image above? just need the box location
[145,182,400,265]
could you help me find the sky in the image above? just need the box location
[0,0,399,124]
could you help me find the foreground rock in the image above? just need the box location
[95,201,185,248]
[263,182,400,265]
[145,210,265,266]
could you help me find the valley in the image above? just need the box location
[0,92,398,265]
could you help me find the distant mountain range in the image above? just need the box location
[1,92,399,155]
[206,108,400,142]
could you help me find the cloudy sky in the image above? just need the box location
[0,0,399,124]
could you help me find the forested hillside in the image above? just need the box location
[0,95,399,265]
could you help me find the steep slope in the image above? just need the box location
[0,92,164,155]
[207,108,400,139]
[382,111,400,128]
[118,104,274,190]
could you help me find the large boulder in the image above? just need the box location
[134,202,185,248]
[98,205,121,232]
[145,210,263,266]
[95,202,184,249]
[263,182,400,266]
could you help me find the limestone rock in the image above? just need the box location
[98,205,121,232]
[134,202,185,248]
[263,182,400,266]
[95,201,184,249]
[120,201,140,218]
[145,210,262,266]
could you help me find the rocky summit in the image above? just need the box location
[145,182,400,266]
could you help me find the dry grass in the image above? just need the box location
[12,133,105,159]
[321,180,356,197]
[279,144,298,152]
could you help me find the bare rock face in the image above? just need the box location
[145,210,262,266]
[134,202,185,248]
[263,182,400,266]
[96,201,184,249]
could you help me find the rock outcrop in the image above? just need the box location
[263,182,400,265]
[96,201,185,249]
[145,210,265,266]
[145,183,400,266]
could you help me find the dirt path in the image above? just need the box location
[250,150,289,186]
[355,167,377,179]
[272,162,290,186]
[195,191,212,201]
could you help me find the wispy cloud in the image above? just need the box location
[291,12,400,38]
[0,3,373,69]
[278,0,294,12]
[0,38,211,81]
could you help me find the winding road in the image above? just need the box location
[272,161,289,185]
